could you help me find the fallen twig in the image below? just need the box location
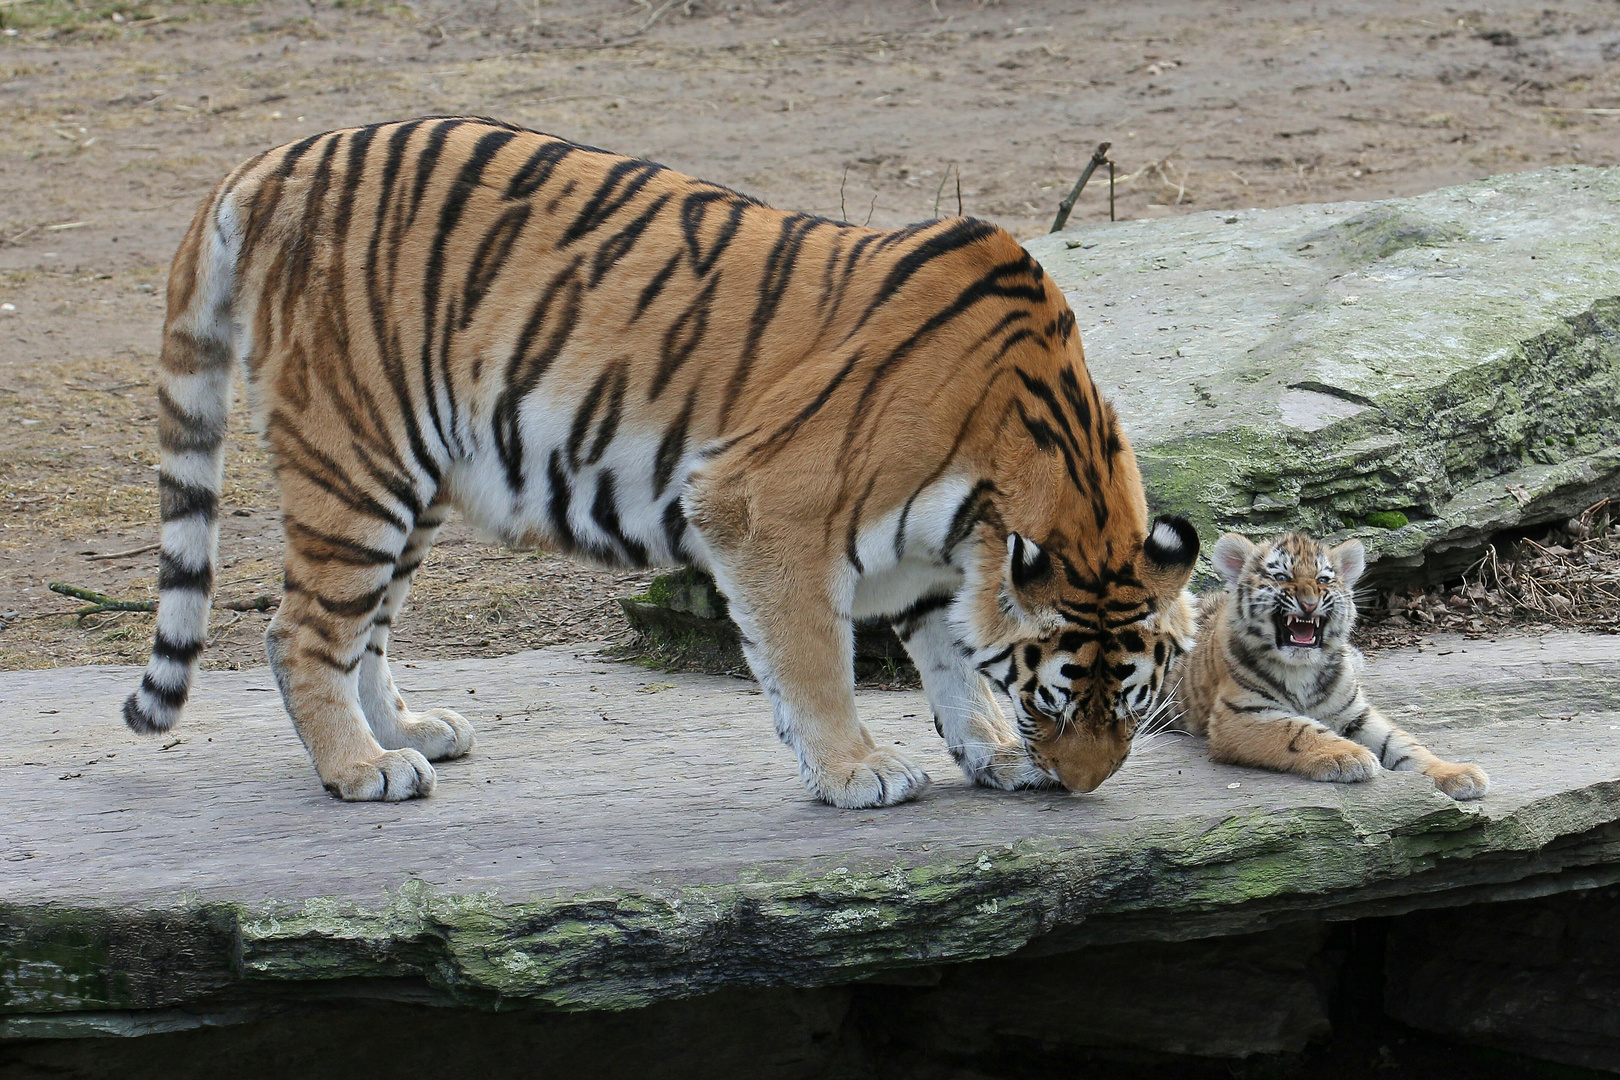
[85,542,160,561]
[48,582,155,616]
[48,580,277,618]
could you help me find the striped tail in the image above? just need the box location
[124,193,237,735]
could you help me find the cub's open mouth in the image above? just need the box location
[1275,613,1322,648]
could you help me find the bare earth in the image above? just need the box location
[3,0,1619,671]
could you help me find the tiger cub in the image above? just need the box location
[120,117,1200,808]
[1172,532,1489,800]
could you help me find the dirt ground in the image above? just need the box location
[3,0,1619,671]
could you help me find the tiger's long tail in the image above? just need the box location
[123,192,237,734]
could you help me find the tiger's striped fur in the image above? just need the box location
[124,116,1199,807]
[1173,532,1489,800]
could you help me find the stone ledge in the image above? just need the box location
[1,634,1617,1034]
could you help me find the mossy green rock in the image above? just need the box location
[1028,166,1620,583]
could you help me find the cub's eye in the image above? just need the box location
[1271,570,1291,582]
[1317,573,1334,584]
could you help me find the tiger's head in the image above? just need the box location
[1210,531,1366,661]
[959,515,1200,793]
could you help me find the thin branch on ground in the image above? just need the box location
[85,542,160,561]
[48,582,155,616]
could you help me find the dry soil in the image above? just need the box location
[3,0,1619,670]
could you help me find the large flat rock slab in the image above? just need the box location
[1028,166,1620,581]
[3,635,1619,1033]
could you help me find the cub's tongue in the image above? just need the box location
[1287,618,1317,645]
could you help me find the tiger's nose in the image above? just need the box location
[1298,595,1320,614]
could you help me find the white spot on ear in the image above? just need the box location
[1150,521,1182,552]
[1007,532,1043,567]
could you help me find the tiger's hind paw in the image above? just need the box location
[1427,761,1489,800]
[384,708,475,761]
[808,747,930,808]
[321,749,436,802]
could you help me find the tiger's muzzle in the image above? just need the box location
[1021,710,1133,793]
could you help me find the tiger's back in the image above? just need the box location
[126,117,1201,807]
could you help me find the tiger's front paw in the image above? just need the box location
[973,745,1061,791]
[808,747,930,808]
[1426,761,1489,800]
[321,749,436,802]
[1303,742,1380,783]
[388,708,475,761]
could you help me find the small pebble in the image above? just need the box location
[1227,782,1242,789]
[0,303,14,313]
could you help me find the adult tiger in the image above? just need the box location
[124,117,1198,808]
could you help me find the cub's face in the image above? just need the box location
[967,516,1200,792]
[1211,531,1366,663]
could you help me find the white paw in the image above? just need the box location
[808,747,930,808]
[322,749,436,801]
[1310,744,1380,783]
[1429,762,1489,800]
[389,708,475,761]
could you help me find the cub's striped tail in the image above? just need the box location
[123,193,237,734]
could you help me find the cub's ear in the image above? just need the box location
[1141,515,1200,592]
[1330,538,1367,585]
[1210,532,1256,587]
[1006,532,1053,591]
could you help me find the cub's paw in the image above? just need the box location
[1427,761,1489,800]
[809,748,930,808]
[391,708,475,761]
[1305,743,1380,784]
[321,749,436,802]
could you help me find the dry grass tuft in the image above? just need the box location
[1355,500,1620,649]
[1463,499,1620,631]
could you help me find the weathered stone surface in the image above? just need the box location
[2,634,1618,1034]
[1028,166,1620,583]
[1385,886,1620,1073]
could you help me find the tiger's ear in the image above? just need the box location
[1006,532,1053,592]
[1330,538,1367,585]
[1210,532,1256,587]
[1141,515,1200,593]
